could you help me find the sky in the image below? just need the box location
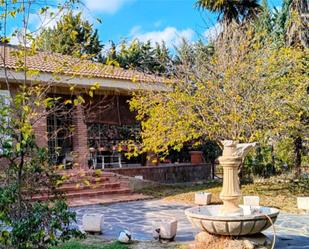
[8,0,283,49]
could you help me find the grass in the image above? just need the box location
[138,176,309,213]
[52,236,178,249]
[52,239,129,249]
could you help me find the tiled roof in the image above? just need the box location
[0,44,165,84]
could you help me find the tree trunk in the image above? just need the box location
[211,162,215,179]
[294,136,302,177]
[286,0,309,48]
[17,150,24,219]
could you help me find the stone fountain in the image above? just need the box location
[185,140,279,236]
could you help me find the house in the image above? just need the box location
[0,44,167,169]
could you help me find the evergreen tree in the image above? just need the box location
[37,11,103,61]
[254,0,272,34]
[272,0,292,44]
[106,39,172,75]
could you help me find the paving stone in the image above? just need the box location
[71,200,309,247]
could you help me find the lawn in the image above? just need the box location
[52,237,178,249]
[138,175,309,213]
[52,240,129,249]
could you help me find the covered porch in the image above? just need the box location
[42,91,145,169]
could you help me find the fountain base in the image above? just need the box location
[185,205,279,236]
[193,231,271,249]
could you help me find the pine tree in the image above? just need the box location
[108,39,171,75]
[37,11,103,61]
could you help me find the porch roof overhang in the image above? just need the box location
[0,44,171,93]
[0,68,169,93]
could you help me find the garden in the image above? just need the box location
[0,0,308,249]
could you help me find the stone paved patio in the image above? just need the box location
[72,200,309,248]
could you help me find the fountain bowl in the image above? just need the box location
[185,205,279,236]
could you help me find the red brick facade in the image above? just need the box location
[72,104,88,168]
[32,111,48,148]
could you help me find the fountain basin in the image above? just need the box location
[185,205,279,236]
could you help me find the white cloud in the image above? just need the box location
[10,35,19,45]
[29,7,64,33]
[84,0,134,13]
[203,23,223,43]
[29,8,95,34]
[9,28,33,46]
[130,26,195,48]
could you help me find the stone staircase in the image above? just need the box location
[32,169,150,206]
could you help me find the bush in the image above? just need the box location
[0,90,83,249]
[288,174,309,194]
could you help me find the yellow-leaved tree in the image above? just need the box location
[130,27,309,173]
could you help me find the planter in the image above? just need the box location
[297,197,309,210]
[243,196,260,206]
[153,219,178,240]
[190,151,204,165]
[146,152,159,166]
[195,192,212,205]
[82,213,104,233]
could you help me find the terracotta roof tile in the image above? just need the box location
[0,44,165,84]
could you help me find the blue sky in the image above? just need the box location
[84,0,282,47]
[9,0,283,49]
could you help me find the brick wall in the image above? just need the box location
[72,104,88,168]
[32,111,48,148]
[106,164,212,183]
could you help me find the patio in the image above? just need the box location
[72,200,309,248]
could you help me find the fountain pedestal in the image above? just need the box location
[218,142,244,216]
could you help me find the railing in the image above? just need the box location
[88,154,122,169]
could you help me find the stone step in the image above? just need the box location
[68,193,152,207]
[58,169,117,178]
[33,169,136,205]
[57,182,121,192]
[31,188,132,201]
[63,176,111,184]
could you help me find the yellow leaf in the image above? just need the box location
[84,180,90,186]
[64,99,72,105]
[16,143,21,152]
[73,99,79,106]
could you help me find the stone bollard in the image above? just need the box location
[297,197,309,210]
[243,196,260,206]
[82,213,104,233]
[153,218,178,241]
[118,230,132,244]
[195,192,212,205]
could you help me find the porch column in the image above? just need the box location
[72,104,88,169]
[33,108,48,148]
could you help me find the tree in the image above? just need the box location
[196,0,261,25]
[105,39,172,75]
[129,27,309,172]
[271,0,292,46]
[254,0,272,34]
[286,0,309,48]
[0,87,84,249]
[37,11,103,61]
[0,1,102,248]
